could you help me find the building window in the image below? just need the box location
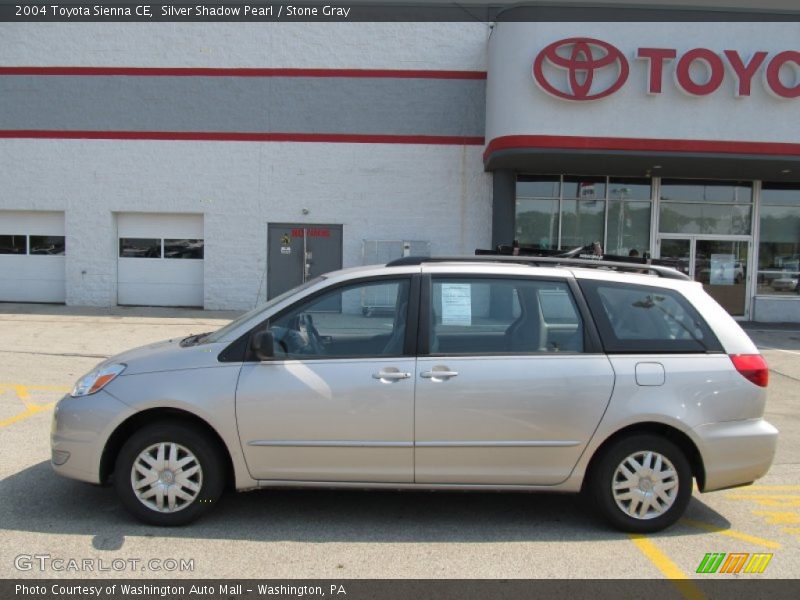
[0,235,65,255]
[164,239,204,259]
[0,235,27,254]
[516,176,560,250]
[29,236,65,255]
[606,178,652,256]
[560,176,606,250]
[515,175,651,255]
[119,238,205,259]
[757,183,800,296]
[120,238,161,258]
[659,179,752,235]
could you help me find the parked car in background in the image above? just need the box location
[771,274,800,293]
[51,256,777,533]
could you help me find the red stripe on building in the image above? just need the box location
[0,130,485,145]
[0,67,487,80]
[484,135,800,162]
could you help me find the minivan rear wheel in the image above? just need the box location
[591,434,692,533]
[114,421,225,526]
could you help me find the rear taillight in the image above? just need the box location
[730,354,769,388]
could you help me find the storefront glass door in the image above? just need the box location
[658,236,750,317]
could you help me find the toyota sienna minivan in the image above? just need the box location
[51,256,777,532]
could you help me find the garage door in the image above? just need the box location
[0,211,66,303]
[117,213,204,307]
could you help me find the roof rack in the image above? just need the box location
[385,255,691,281]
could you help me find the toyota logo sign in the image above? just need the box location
[532,37,800,101]
[533,37,629,101]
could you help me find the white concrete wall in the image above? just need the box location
[0,22,492,309]
[0,140,492,309]
[753,297,800,323]
[1,23,489,70]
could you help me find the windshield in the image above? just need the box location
[203,277,324,343]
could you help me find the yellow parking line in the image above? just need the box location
[0,383,70,392]
[727,494,800,508]
[734,485,800,492]
[12,384,30,400]
[0,383,68,428]
[753,511,800,525]
[680,518,781,549]
[628,535,706,600]
[0,401,55,428]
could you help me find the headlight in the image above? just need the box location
[70,364,126,397]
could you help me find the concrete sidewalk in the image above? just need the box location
[0,302,241,323]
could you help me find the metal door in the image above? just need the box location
[117,213,204,307]
[268,223,343,299]
[0,211,66,303]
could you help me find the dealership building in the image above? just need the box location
[1,4,799,321]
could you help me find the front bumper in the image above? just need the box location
[695,418,779,492]
[50,390,134,484]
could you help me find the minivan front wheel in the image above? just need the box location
[114,422,225,526]
[591,434,692,533]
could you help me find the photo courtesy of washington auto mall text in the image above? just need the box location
[2,1,800,599]
[14,583,347,598]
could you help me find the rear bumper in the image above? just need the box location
[695,418,778,492]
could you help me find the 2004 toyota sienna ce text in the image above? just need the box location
[51,256,778,532]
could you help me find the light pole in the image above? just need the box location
[611,187,631,254]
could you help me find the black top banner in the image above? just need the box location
[2,1,800,22]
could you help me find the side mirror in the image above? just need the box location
[250,330,275,361]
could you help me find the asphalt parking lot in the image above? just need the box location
[0,303,798,585]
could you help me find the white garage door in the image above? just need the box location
[0,211,66,303]
[117,213,204,307]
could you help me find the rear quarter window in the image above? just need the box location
[578,280,722,353]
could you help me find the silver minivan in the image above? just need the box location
[51,257,778,532]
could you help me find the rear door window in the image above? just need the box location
[579,280,722,353]
[429,277,584,354]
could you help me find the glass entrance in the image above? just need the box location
[658,237,750,317]
[658,238,691,277]
[695,239,749,317]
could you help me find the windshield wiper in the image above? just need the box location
[180,332,212,347]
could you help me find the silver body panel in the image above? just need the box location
[236,358,415,482]
[51,261,777,499]
[51,390,135,484]
[96,361,258,490]
[415,354,614,485]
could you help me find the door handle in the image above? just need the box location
[420,369,459,380]
[372,370,411,382]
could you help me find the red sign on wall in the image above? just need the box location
[292,228,331,238]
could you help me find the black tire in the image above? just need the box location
[590,434,692,533]
[114,421,226,526]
